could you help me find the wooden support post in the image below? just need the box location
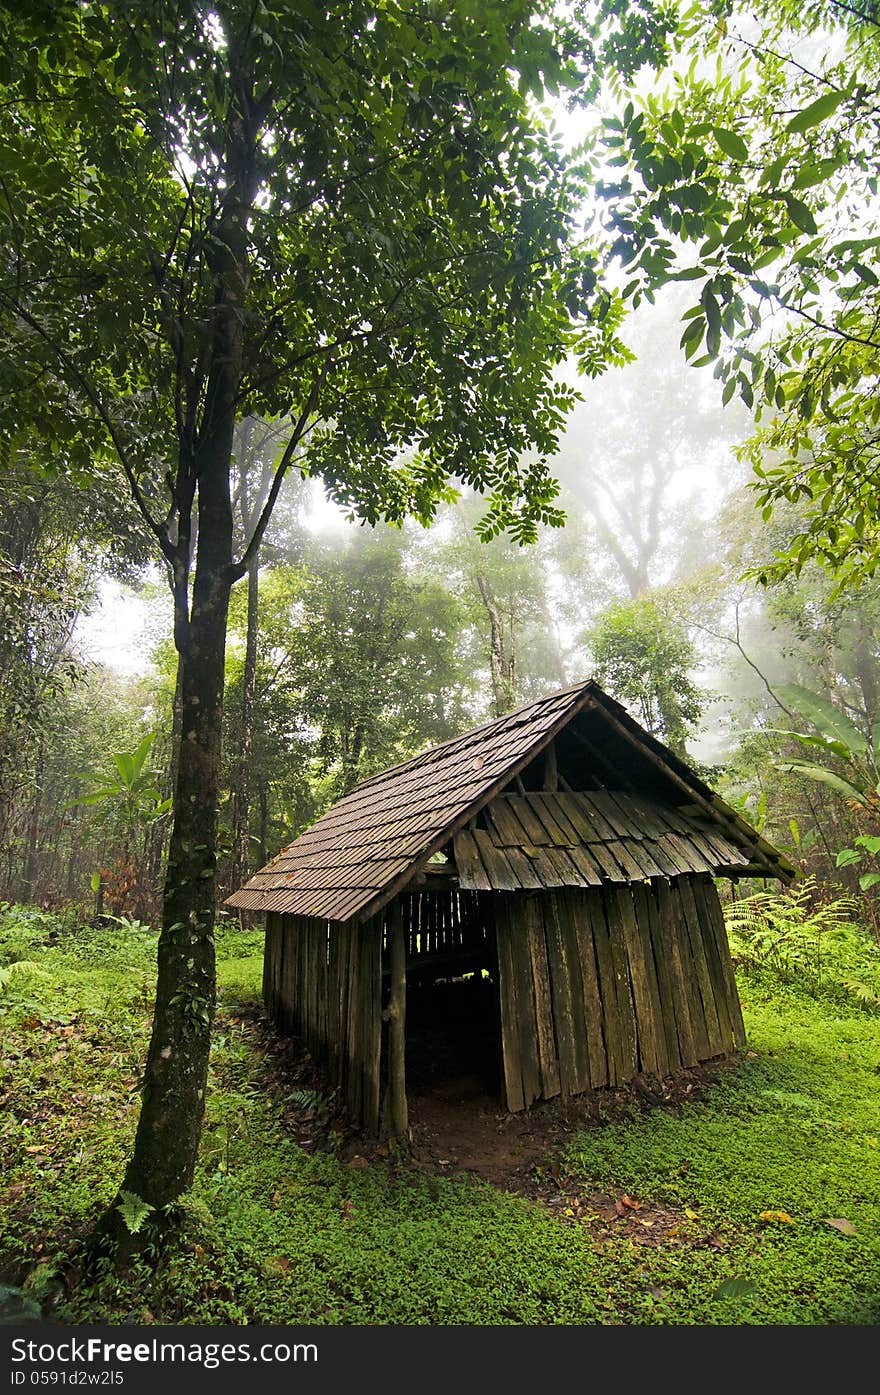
[543,739,558,792]
[385,899,409,1141]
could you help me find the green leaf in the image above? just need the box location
[712,1277,758,1301]
[774,684,868,755]
[117,1190,155,1234]
[782,194,818,236]
[858,873,880,890]
[128,732,156,781]
[713,128,748,162]
[113,750,136,786]
[786,90,845,135]
[773,761,868,803]
[852,262,879,287]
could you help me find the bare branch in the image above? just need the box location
[229,362,329,581]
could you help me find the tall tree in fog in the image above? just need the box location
[0,1,676,1239]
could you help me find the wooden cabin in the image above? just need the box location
[226,680,793,1136]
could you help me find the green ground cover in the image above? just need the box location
[1,905,877,1325]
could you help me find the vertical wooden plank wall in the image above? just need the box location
[262,911,383,1134]
[495,874,744,1111]
[391,888,491,984]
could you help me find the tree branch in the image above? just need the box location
[228,363,329,581]
[1,293,177,564]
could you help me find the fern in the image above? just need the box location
[117,1190,154,1234]
[725,877,880,1009]
[0,960,43,991]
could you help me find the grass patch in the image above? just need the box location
[1,906,878,1325]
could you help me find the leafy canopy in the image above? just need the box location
[0,0,674,552]
[596,0,880,585]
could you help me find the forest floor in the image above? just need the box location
[1,909,879,1326]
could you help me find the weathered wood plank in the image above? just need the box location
[566,891,608,1088]
[485,797,533,847]
[630,883,671,1079]
[670,882,712,1059]
[690,876,734,1050]
[282,918,297,1036]
[588,894,624,1084]
[524,894,560,1099]
[499,843,546,890]
[505,795,552,845]
[454,831,493,891]
[473,828,521,890]
[570,793,618,842]
[603,886,639,1082]
[363,915,382,1136]
[655,878,697,1065]
[543,893,581,1096]
[544,794,586,844]
[564,844,604,886]
[642,885,681,1073]
[699,876,747,1048]
[336,922,351,1093]
[677,876,723,1054]
[494,896,525,1112]
[529,794,576,846]
[507,895,542,1108]
[585,839,628,881]
[345,923,363,1123]
[620,883,664,1077]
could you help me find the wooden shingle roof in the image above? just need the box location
[226,680,793,923]
[454,791,752,891]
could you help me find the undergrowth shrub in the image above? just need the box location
[0,902,65,964]
[724,877,880,1008]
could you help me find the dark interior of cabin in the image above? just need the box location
[380,887,504,1103]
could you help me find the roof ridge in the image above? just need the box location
[345,678,598,798]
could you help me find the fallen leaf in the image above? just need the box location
[713,1277,758,1301]
[265,1255,292,1273]
[823,1217,857,1236]
[684,1207,699,1220]
[758,1210,793,1224]
[620,1194,643,1210]
[24,1145,45,1154]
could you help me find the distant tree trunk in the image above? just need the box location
[854,638,878,729]
[18,741,44,902]
[476,571,516,716]
[231,552,259,886]
[258,780,269,867]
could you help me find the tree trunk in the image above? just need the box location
[92,109,256,1251]
[114,473,233,1219]
[18,738,44,902]
[476,571,516,716]
[231,552,259,886]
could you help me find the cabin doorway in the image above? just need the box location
[381,888,503,1112]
